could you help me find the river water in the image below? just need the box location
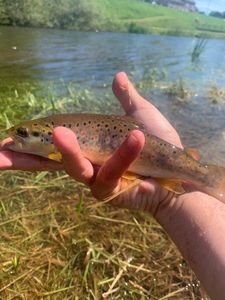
[1,26,225,163]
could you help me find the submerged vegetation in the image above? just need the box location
[0,81,119,132]
[1,0,225,38]
[208,85,225,104]
[191,38,207,62]
[166,79,191,104]
[0,79,211,298]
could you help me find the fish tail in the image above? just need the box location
[201,164,225,203]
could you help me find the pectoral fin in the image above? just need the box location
[122,172,140,181]
[48,152,62,162]
[156,178,185,194]
[90,176,143,208]
[103,178,143,202]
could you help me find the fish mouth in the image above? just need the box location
[1,137,14,149]
[2,136,24,151]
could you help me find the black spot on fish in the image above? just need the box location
[173,151,177,154]
[83,122,86,126]
[76,123,79,127]
[88,121,91,124]
[45,124,50,128]
[114,126,117,130]
[120,129,123,133]
[48,132,52,136]
[68,124,72,128]
[41,139,44,142]
[46,138,49,142]
[51,121,54,125]
[97,124,100,127]
[63,124,66,127]
[105,124,108,128]
[32,131,40,137]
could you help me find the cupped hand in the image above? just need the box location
[53,72,183,214]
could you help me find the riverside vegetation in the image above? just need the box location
[1,0,225,38]
[0,77,211,299]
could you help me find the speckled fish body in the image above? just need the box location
[5,113,225,203]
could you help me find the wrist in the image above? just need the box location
[155,191,225,300]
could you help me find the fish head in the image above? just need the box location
[4,121,57,160]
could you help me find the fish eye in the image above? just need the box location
[16,127,29,138]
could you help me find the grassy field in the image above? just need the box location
[96,0,225,38]
[1,0,225,38]
[0,80,210,299]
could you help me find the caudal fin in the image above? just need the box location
[202,164,225,204]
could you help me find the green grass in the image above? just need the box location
[0,171,207,299]
[97,0,225,38]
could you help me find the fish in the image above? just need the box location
[4,113,225,203]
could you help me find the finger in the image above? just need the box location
[91,130,145,200]
[112,72,182,147]
[0,151,62,171]
[112,71,148,115]
[53,127,94,184]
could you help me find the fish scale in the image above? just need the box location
[5,113,225,204]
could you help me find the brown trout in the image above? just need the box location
[4,113,225,202]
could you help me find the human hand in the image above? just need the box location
[53,72,183,214]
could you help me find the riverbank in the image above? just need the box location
[1,0,225,38]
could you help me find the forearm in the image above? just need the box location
[156,192,225,300]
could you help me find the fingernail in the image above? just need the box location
[129,130,145,148]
